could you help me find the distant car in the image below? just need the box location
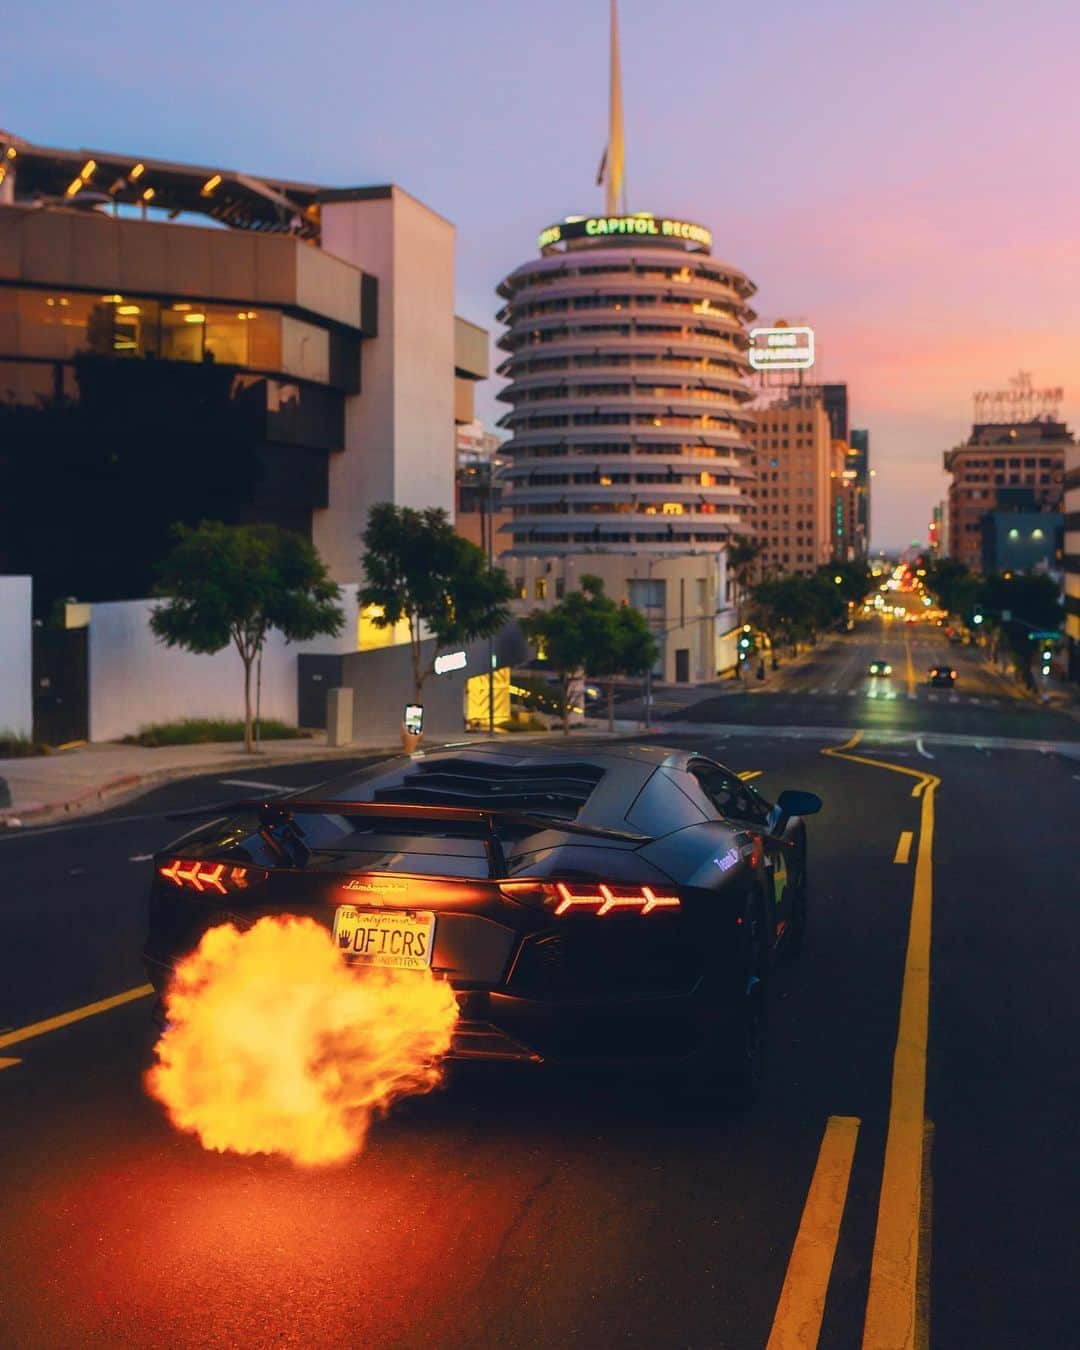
[928,667,956,688]
[946,631,964,645]
[868,659,893,676]
[145,744,823,1105]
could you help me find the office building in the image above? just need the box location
[929,501,948,558]
[1064,441,1080,679]
[455,421,509,556]
[943,418,1069,570]
[798,382,848,442]
[511,551,723,684]
[849,427,871,545]
[831,440,867,561]
[0,133,487,606]
[747,394,834,573]
[980,508,1062,575]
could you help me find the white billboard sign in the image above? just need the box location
[748,326,815,371]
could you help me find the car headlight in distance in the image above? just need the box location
[158,858,267,895]
[884,664,892,674]
[500,881,680,916]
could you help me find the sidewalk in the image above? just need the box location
[0,734,404,828]
[976,650,1080,721]
[0,726,634,829]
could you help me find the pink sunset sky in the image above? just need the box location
[7,0,1078,548]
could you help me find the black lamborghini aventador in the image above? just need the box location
[145,743,821,1103]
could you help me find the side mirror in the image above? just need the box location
[775,789,822,824]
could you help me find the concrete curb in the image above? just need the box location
[0,743,399,829]
[0,728,631,829]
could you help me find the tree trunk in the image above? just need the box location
[562,676,570,735]
[242,653,254,753]
[607,678,615,733]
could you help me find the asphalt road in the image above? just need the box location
[2,711,1079,1346]
[659,613,1077,742]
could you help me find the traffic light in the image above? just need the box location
[738,625,753,661]
[972,612,983,625]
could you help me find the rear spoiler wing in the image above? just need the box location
[168,796,650,871]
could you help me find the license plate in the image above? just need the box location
[332,906,435,970]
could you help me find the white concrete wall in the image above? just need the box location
[87,589,361,743]
[318,188,456,581]
[0,576,32,737]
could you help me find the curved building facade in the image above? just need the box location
[495,214,758,557]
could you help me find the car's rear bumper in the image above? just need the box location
[447,983,710,1067]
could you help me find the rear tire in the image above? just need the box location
[683,896,768,1109]
[787,855,809,958]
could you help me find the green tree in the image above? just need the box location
[583,581,659,731]
[150,522,344,753]
[522,579,604,735]
[978,572,1062,686]
[925,559,980,621]
[359,504,514,709]
[817,561,871,614]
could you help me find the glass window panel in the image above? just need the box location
[204,307,250,366]
[17,290,97,359]
[160,305,205,362]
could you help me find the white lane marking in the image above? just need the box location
[908,692,918,701]
[128,854,153,862]
[218,778,309,792]
[808,687,819,695]
[848,689,857,697]
[948,694,959,704]
[927,693,938,703]
[915,737,935,760]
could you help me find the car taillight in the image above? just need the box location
[158,858,266,895]
[499,880,681,916]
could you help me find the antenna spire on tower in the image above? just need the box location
[603,0,625,214]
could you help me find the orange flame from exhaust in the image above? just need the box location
[146,916,458,1166]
